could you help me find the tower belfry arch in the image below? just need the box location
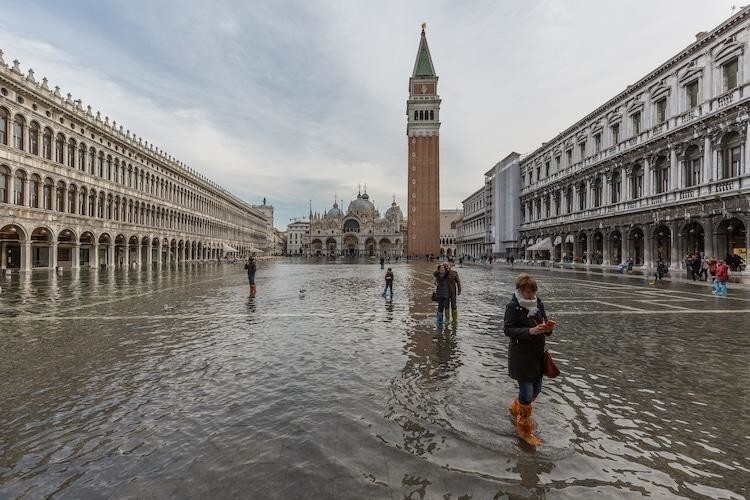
[406,24,441,256]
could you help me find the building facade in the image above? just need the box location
[286,220,308,255]
[252,199,275,253]
[457,187,487,259]
[519,9,750,275]
[439,209,461,257]
[406,25,441,257]
[0,52,270,272]
[272,228,286,256]
[485,152,522,259]
[308,191,406,257]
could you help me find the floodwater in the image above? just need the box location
[0,260,748,499]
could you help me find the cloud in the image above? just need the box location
[0,0,736,227]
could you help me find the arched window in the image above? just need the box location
[0,108,8,145]
[98,192,105,218]
[55,133,65,163]
[430,110,434,120]
[720,131,742,179]
[593,176,603,207]
[56,181,66,212]
[654,156,669,194]
[78,143,86,171]
[43,128,53,160]
[414,110,418,120]
[13,115,25,149]
[98,152,104,177]
[88,190,96,216]
[544,194,551,218]
[578,182,587,211]
[684,146,702,187]
[79,187,87,215]
[611,170,621,203]
[631,164,643,199]
[89,148,96,174]
[30,174,41,208]
[14,170,25,205]
[67,138,76,167]
[554,191,561,216]
[566,186,573,213]
[106,155,112,180]
[114,158,120,183]
[0,166,8,203]
[29,122,39,155]
[68,185,76,213]
[43,178,53,210]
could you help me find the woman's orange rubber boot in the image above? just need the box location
[508,399,522,419]
[516,403,541,447]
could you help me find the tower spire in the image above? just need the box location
[412,24,436,78]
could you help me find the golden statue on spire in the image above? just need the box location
[421,22,426,31]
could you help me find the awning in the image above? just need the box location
[222,243,238,253]
[527,237,554,251]
[565,234,575,243]
[553,235,562,246]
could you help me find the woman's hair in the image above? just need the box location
[437,264,445,271]
[515,273,538,292]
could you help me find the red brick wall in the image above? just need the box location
[407,135,440,256]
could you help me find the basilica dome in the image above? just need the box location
[385,201,404,221]
[347,193,376,214]
[326,201,343,218]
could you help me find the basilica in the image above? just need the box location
[308,189,406,257]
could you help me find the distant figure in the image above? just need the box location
[382,267,394,298]
[713,259,729,296]
[245,255,257,297]
[379,256,385,270]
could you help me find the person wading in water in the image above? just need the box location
[433,264,450,326]
[245,255,257,298]
[445,260,462,323]
[382,267,394,298]
[504,273,556,446]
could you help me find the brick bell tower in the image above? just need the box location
[406,23,441,257]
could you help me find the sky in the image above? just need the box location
[0,0,738,228]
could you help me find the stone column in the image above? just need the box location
[23,178,30,207]
[670,147,678,192]
[704,217,716,259]
[21,241,31,272]
[146,241,153,268]
[602,231,610,265]
[670,222,679,269]
[623,169,631,202]
[72,243,80,269]
[585,231,593,264]
[50,184,57,213]
[108,243,115,269]
[0,242,7,268]
[745,127,750,176]
[91,243,99,270]
[7,174,14,206]
[704,137,713,183]
[136,243,143,269]
[643,157,652,198]
[50,242,58,270]
[643,225,652,269]
[124,244,130,270]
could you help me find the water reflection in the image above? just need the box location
[0,261,747,499]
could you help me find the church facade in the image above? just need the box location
[308,190,406,257]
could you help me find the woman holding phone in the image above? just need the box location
[503,273,556,446]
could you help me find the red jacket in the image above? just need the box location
[716,263,729,281]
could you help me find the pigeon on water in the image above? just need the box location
[163,304,175,311]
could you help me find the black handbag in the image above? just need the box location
[543,350,560,378]
[431,291,438,302]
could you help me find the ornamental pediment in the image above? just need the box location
[627,100,644,115]
[649,80,670,101]
[714,36,744,65]
[678,64,703,86]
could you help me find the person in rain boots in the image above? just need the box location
[504,273,555,447]
[245,255,257,297]
[433,264,450,326]
[382,267,394,298]
[445,260,462,322]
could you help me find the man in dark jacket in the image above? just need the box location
[245,256,257,297]
[433,264,450,326]
[382,267,394,298]
[445,261,462,322]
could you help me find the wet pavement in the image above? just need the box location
[1,260,748,499]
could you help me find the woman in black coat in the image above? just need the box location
[504,273,555,446]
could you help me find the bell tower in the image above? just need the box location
[406,23,441,257]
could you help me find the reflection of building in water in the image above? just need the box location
[308,188,407,257]
[0,52,270,272]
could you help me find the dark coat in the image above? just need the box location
[433,271,449,298]
[446,269,461,297]
[245,260,257,279]
[503,294,552,382]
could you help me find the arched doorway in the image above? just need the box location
[80,232,95,268]
[343,235,358,256]
[681,221,704,257]
[311,239,323,256]
[379,238,391,256]
[98,233,112,269]
[326,237,337,256]
[0,224,25,269]
[563,234,574,262]
[716,218,746,269]
[31,227,52,268]
[576,232,588,262]
[628,227,644,265]
[115,234,127,268]
[592,231,604,264]
[129,236,140,267]
[58,229,77,269]
[609,230,622,265]
[365,237,375,256]
[653,224,671,266]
